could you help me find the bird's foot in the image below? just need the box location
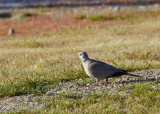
[104,82,108,86]
[94,83,101,86]
[103,78,109,86]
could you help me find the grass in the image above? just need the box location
[20,12,36,18]
[22,39,44,48]
[10,82,160,113]
[0,64,86,97]
[0,7,160,113]
[73,13,135,21]
[0,18,160,97]
[0,13,160,97]
[73,14,86,20]
[73,10,160,21]
[87,14,113,21]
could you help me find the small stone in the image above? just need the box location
[86,87,89,89]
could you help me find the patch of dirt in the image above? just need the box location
[0,69,159,112]
[0,15,96,36]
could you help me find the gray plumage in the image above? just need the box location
[78,52,141,84]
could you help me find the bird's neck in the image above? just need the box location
[82,58,89,63]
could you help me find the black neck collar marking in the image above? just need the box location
[83,59,88,62]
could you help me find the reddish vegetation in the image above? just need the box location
[0,16,95,36]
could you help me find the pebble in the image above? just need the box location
[8,28,15,35]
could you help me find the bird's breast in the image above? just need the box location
[82,62,93,77]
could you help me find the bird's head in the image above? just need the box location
[78,52,89,60]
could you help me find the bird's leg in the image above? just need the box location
[104,78,108,86]
[96,78,101,86]
[120,76,123,82]
[104,78,108,85]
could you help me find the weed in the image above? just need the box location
[87,14,115,21]
[73,14,86,20]
[21,12,35,18]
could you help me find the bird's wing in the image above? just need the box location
[87,60,124,79]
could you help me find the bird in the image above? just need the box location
[78,51,141,85]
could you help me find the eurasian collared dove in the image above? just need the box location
[78,52,141,84]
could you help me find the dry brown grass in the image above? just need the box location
[0,16,160,69]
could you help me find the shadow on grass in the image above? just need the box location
[119,77,160,85]
[0,12,11,18]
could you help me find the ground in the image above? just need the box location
[0,5,160,113]
[0,69,160,113]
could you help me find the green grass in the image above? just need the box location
[73,14,86,20]
[87,14,112,21]
[73,13,135,21]
[21,12,35,18]
[0,64,86,97]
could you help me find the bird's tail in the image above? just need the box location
[126,73,141,77]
